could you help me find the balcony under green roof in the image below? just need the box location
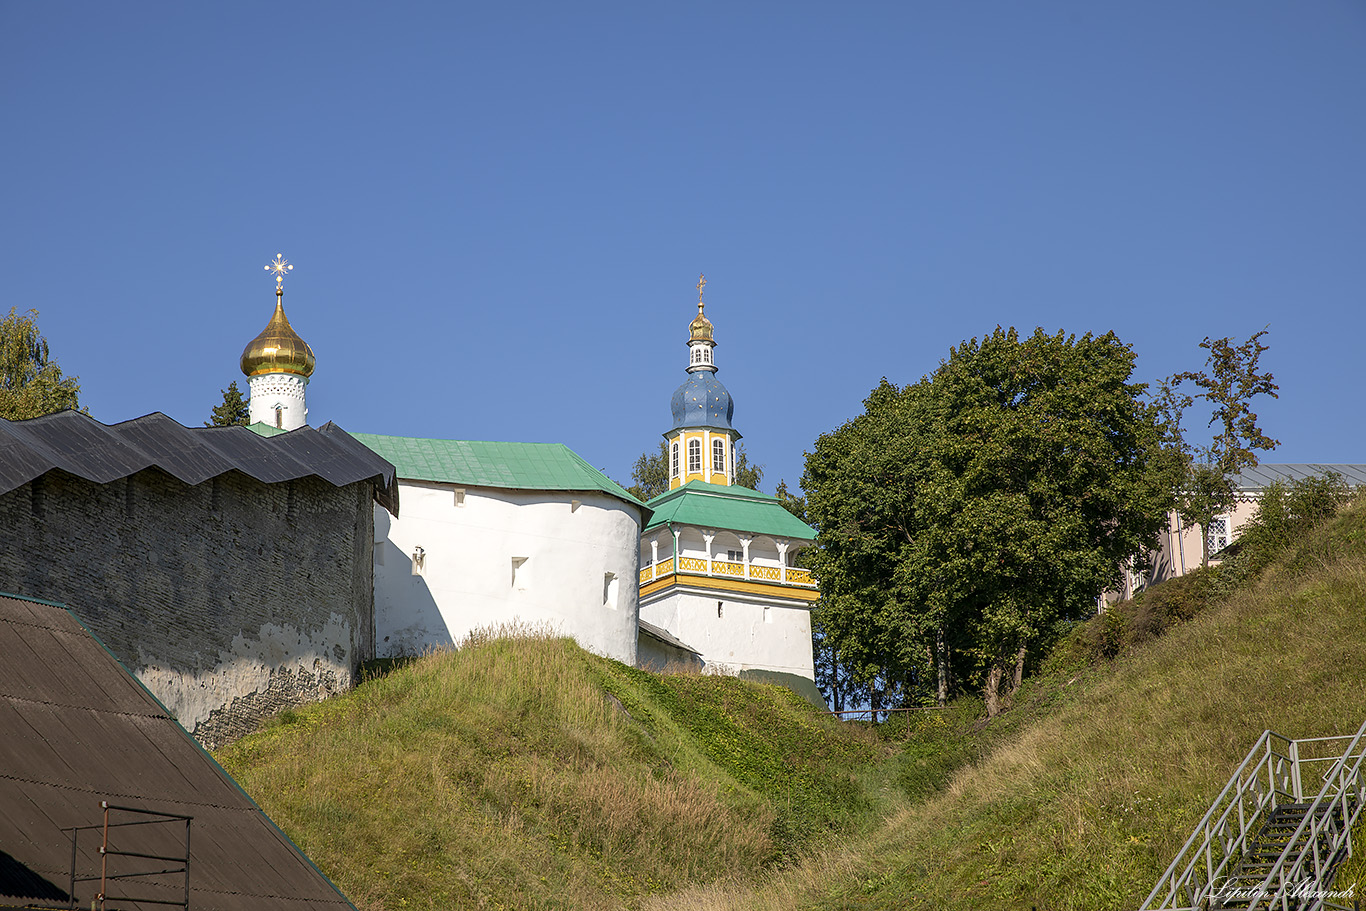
[643,480,815,540]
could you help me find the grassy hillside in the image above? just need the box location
[221,499,1366,911]
[659,498,1366,910]
[216,628,888,910]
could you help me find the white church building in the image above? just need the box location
[635,280,820,680]
[348,435,648,663]
[237,260,819,682]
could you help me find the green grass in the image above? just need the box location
[216,629,889,910]
[221,499,1366,911]
[652,498,1366,911]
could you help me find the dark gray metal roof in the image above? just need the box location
[0,411,397,516]
[1232,463,1366,491]
[0,593,357,911]
[637,619,701,655]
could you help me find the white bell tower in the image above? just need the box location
[240,255,315,431]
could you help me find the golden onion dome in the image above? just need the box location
[240,289,316,378]
[689,301,714,343]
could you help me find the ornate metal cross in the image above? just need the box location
[265,254,294,287]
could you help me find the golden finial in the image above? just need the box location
[265,254,294,295]
[242,254,315,378]
[688,273,714,343]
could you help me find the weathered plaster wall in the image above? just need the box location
[374,482,642,664]
[0,467,376,749]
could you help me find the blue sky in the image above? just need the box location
[3,3,1362,493]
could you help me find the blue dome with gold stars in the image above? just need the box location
[671,370,735,432]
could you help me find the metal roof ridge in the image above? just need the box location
[681,480,782,501]
[0,412,396,509]
[352,431,569,448]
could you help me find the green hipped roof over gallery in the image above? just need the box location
[348,432,649,513]
[644,480,816,540]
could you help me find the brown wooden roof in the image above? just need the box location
[0,593,356,911]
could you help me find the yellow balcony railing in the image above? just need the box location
[712,559,744,577]
[641,558,678,585]
[640,557,817,589]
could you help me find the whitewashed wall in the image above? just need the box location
[639,591,814,679]
[374,481,642,663]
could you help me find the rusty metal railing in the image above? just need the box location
[65,802,192,910]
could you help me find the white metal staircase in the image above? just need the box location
[1139,719,1366,911]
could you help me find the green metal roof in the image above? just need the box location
[348,432,647,512]
[246,422,287,437]
[643,480,815,540]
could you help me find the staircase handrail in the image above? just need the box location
[1139,729,1295,910]
[1234,717,1366,910]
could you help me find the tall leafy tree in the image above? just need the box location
[627,442,670,501]
[733,445,763,491]
[0,308,82,420]
[804,328,1178,716]
[773,479,806,520]
[1157,330,1279,565]
[206,380,250,427]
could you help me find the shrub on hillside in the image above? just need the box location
[1226,473,1355,583]
[1070,476,1356,665]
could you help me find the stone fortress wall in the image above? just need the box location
[0,467,376,749]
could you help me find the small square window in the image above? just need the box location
[454,488,466,507]
[512,557,529,589]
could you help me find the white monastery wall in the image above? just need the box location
[374,480,641,664]
[639,591,814,678]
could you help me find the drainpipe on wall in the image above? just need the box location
[1176,514,1187,577]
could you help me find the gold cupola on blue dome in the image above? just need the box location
[664,274,739,489]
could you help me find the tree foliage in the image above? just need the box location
[803,328,1178,716]
[627,439,763,502]
[1156,330,1279,565]
[732,445,763,492]
[627,442,671,502]
[206,380,250,427]
[0,308,82,421]
[773,480,806,521]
